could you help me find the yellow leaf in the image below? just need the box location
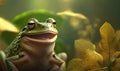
[0,17,19,32]
[112,51,120,58]
[99,22,118,65]
[100,22,115,43]
[74,39,103,70]
[115,30,120,49]
[57,10,88,20]
[99,22,115,51]
[111,58,120,71]
[67,58,85,71]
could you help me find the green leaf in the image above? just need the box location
[1,31,18,45]
[13,9,65,30]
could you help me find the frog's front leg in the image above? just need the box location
[50,52,67,71]
[0,51,18,71]
[57,52,67,71]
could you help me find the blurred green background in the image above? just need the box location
[0,0,120,61]
[1,1,120,70]
[1,0,120,29]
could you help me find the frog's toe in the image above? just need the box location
[57,52,67,61]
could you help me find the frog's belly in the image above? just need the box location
[13,36,60,71]
[13,52,55,71]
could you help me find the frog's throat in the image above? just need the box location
[24,31,57,43]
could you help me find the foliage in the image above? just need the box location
[57,10,100,60]
[0,18,18,32]
[0,18,19,49]
[1,10,120,71]
[67,22,120,71]
[13,10,65,30]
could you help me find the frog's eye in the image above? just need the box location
[27,20,35,30]
[52,22,56,25]
[46,18,56,25]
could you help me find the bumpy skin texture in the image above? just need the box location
[13,38,66,71]
[0,18,67,71]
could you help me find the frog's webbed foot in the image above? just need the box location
[0,51,19,71]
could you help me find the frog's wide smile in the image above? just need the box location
[25,31,57,43]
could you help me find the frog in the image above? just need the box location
[0,18,67,71]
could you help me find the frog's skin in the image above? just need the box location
[0,18,67,71]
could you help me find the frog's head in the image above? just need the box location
[22,18,58,43]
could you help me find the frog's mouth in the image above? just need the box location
[25,31,57,43]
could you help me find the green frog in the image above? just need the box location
[0,18,67,71]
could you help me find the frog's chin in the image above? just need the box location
[25,32,57,43]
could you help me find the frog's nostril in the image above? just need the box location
[51,24,53,27]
